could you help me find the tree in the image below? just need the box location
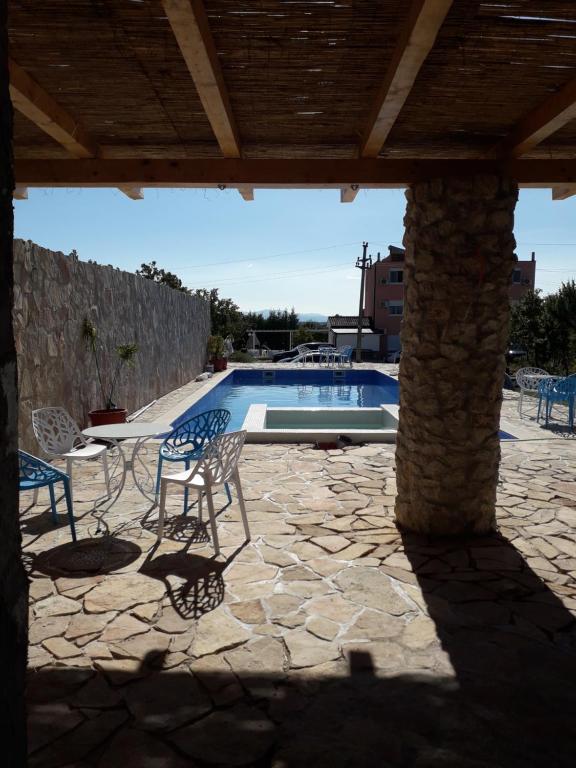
[137,261,190,293]
[510,284,576,374]
[193,288,248,344]
[509,290,548,367]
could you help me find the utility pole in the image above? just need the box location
[355,242,372,364]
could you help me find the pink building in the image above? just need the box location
[364,246,536,358]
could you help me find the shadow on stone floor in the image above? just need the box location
[139,547,226,620]
[140,507,211,545]
[32,537,142,578]
[27,531,576,768]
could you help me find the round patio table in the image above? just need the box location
[83,421,171,503]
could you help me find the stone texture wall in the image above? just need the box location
[395,175,518,535]
[13,240,210,452]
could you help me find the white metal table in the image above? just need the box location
[83,421,172,503]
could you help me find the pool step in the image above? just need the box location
[262,371,276,383]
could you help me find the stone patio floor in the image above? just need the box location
[22,372,576,767]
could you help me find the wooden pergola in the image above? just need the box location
[8,0,576,199]
[2,3,576,759]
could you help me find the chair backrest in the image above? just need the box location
[201,430,247,485]
[538,377,558,395]
[340,345,354,361]
[553,376,576,396]
[516,367,549,391]
[165,409,231,454]
[18,450,64,485]
[32,407,83,455]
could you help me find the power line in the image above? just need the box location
[175,241,361,271]
[190,262,355,288]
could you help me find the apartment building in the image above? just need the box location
[364,246,536,357]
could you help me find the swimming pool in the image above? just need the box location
[171,369,399,432]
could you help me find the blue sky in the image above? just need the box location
[14,187,576,316]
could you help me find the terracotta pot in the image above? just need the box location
[212,357,227,372]
[89,407,128,426]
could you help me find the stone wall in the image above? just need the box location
[13,240,210,452]
[395,175,518,535]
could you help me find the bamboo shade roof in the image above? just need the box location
[7,0,576,190]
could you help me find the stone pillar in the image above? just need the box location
[395,175,518,535]
[0,2,28,760]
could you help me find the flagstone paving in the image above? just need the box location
[21,373,576,767]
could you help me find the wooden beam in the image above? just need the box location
[237,186,254,201]
[491,76,576,158]
[161,0,241,158]
[14,158,576,188]
[118,186,144,200]
[340,186,359,203]
[360,0,453,157]
[552,186,576,201]
[9,59,98,158]
[9,59,140,201]
[13,185,28,200]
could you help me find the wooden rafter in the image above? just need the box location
[161,0,241,160]
[552,186,576,201]
[491,76,576,159]
[360,0,454,158]
[15,158,576,188]
[9,59,141,200]
[340,186,360,203]
[237,186,254,201]
[13,185,28,200]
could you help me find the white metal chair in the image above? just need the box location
[32,407,110,503]
[157,430,249,555]
[515,367,550,418]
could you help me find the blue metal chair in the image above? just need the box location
[332,345,354,368]
[539,375,576,428]
[155,408,232,512]
[19,450,76,541]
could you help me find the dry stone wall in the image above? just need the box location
[13,240,210,452]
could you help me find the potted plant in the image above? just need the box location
[207,335,227,372]
[82,318,139,426]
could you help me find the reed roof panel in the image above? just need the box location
[8,0,576,160]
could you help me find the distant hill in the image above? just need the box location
[251,309,328,323]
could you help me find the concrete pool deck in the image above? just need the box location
[21,364,576,766]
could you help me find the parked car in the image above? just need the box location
[272,343,334,363]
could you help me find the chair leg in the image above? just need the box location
[102,451,111,498]
[204,487,220,556]
[225,482,232,504]
[234,470,251,542]
[63,478,77,542]
[66,458,74,506]
[183,458,190,515]
[48,483,58,525]
[518,390,523,417]
[157,479,168,542]
[197,490,203,522]
[155,455,163,499]
[33,487,39,506]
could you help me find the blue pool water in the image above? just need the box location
[172,369,399,432]
[171,368,516,439]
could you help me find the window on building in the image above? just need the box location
[384,300,404,316]
[512,268,522,284]
[388,269,404,284]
